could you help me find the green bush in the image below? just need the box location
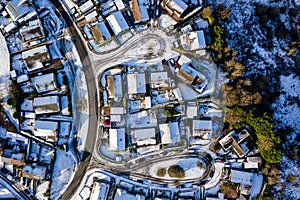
[157,168,166,177]
[168,165,185,178]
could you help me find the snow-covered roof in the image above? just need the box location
[34,120,58,131]
[186,105,197,118]
[110,107,124,114]
[59,122,70,137]
[5,0,32,21]
[23,111,36,119]
[96,22,112,39]
[21,98,34,111]
[22,45,47,60]
[90,182,110,200]
[19,19,44,42]
[106,11,129,35]
[6,131,28,144]
[85,10,98,22]
[79,0,94,13]
[150,71,169,88]
[163,0,188,20]
[34,120,58,140]
[133,128,156,146]
[33,96,60,114]
[110,115,121,122]
[230,169,253,185]
[109,128,125,151]
[127,73,146,94]
[188,31,206,50]
[114,0,125,10]
[23,164,47,180]
[193,120,212,130]
[177,54,192,66]
[17,74,29,84]
[159,122,180,144]
[32,73,57,93]
[243,162,258,169]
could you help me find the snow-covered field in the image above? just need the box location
[142,157,207,180]
[207,0,300,198]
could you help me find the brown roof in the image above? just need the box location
[91,25,104,44]
[132,0,141,22]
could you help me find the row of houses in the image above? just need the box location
[61,0,201,51]
[99,57,213,160]
[0,1,73,197]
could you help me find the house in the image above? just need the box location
[106,75,123,101]
[109,128,126,151]
[91,22,112,44]
[131,0,150,23]
[22,45,50,72]
[159,122,180,145]
[150,71,169,89]
[177,54,192,66]
[192,120,212,139]
[79,0,94,14]
[114,0,126,10]
[0,150,26,166]
[33,96,60,114]
[5,0,32,21]
[180,30,206,50]
[106,11,129,35]
[21,98,34,111]
[16,74,29,84]
[127,73,146,96]
[22,164,47,180]
[34,120,58,142]
[19,19,45,42]
[175,64,207,93]
[90,182,110,200]
[230,169,253,186]
[32,73,57,93]
[162,0,188,21]
[132,128,156,146]
[6,132,29,145]
[186,102,197,118]
[84,10,98,23]
[101,0,117,16]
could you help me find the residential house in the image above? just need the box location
[230,169,253,186]
[34,120,58,142]
[192,120,212,139]
[106,11,129,35]
[127,72,146,99]
[162,0,188,21]
[106,75,123,101]
[132,128,156,146]
[22,45,50,72]
[180,30,206,50]
[0,149,26,166]
[175,64,208,93]
[32,73,57,93]
[90,182,110,200]
[131,0,150,23]
[150,71,169,89]
[91,22,112,44]
[5,0,32,21]
[109,128,126,151]
[159,122,180,145]
[33,96,60,114]
[22,164,47,180]
[79,0,94,14]
[19,19,45,43]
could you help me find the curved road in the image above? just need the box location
[51,1,98,200]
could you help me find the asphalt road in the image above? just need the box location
[50,1,98,200]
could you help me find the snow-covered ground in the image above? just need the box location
[0,183,15,199]
[50,150,77,200]
[147,158,207,180]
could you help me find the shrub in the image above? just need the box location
[168,165,185,178]
[197,162,205,169]
[157,168,166,177]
